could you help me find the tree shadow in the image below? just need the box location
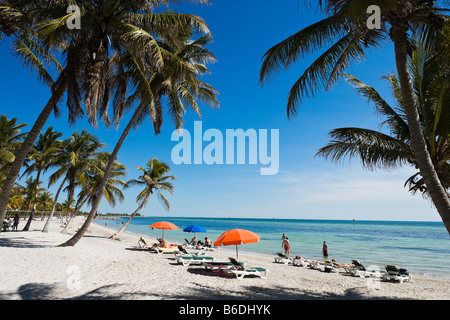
[2,279,407,300]
[0,236,52,249]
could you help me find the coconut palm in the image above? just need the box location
[317,43,449,198]
[0,1,65,228]
[61,152,126,234]
[0,0,212,228]
[59,22,218,247]
[21,176,44,212]
[0,115,27,190]
[259,0,450,234]
[37,191,53,212]
[42,130,104,233]
[21,127,62,231]
[110,158,176,240]
[7,183,25,210]
[0,1,23,40]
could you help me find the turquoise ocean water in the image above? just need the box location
[96,216,450,278]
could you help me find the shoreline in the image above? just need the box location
[97,217,450,280]
[1,216,449,300]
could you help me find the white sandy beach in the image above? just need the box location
[1,216,449,300]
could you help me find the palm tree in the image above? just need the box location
[110,158,176,240]
[317,43,449,198]
[0,0,212,228]
[21,176,44,212]
[37,191,53,212]
[59,20,218,247]
[0,115,27,190]
[21,127,62,231]
[42,130,104,233]
[259,0,450,234]
[8,183,25,211]
[0,1,65,228]
[61,152,126,234]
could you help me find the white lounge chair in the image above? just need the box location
[382,265,412,283]
[307,260,325,271]
[203,260,245,273]
[292,258,309,267]
[323,260,339,273]
[350,260,384,278]
[175,255,215,267]
[176,245,206,256]
[222,257,268,279]
[274,252,293,264]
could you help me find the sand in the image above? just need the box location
[1,216,449,300]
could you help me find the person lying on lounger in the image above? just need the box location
[331,259,355,268]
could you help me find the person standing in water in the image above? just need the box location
[322,241,328,261]
[282,237,290,256]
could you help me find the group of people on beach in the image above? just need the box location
[281,233,329,260]
[190,235,213,247]
[2,214,20,232]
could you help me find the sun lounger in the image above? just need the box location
[184,238,195,249]
[152,246,180,254]
[222,257,268,279]
[292,258,309,267]
[138,237,153,248]
[307,260,325,271]
[323,260,339,273]
[203,260,245,273]
[176,245,206,256]
[274,252,293,264]
[197,245,217,251]
[382,265,412,283]
[175,255,215,267]
[349,259,383,278]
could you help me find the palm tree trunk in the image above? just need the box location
[60,196,88,234]
[42,176,68,233]
[110,201,146,240]
[0,81,67,232]
[22,169,41,231]
[58,103,147,246]
[392,26,450,234]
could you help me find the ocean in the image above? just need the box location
[95,216,450,278]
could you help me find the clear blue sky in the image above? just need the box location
[0,0,441,221]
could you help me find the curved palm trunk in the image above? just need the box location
[60,196,88,234]
[392,26,450,234]
[42,176,67,232]
[110,201,146,240]
[42,176,68,232]
[0,81,67,232]
[22,169,42,231]
[58,103,147,246]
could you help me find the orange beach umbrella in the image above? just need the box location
[149,221,179,240]
[214,229,260,260]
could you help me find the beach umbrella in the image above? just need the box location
[214,228,260,260]
[148,221,179,240]
[183,225,207,236]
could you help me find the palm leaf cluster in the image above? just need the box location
[0,115,27,189]
[317,41,450,198]
[5,0,216,128]
[260,0,448,118]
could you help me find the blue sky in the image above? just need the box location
[0,0,441,221]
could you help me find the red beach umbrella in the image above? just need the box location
[214,229,260,260]
[149,221,179,240]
